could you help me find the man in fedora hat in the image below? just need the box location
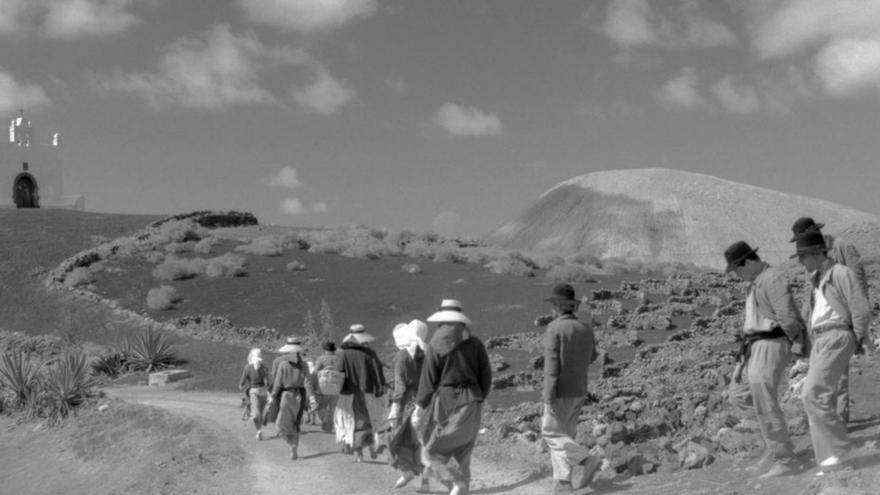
[723,241,806,478]
[793,231,871,474]
[791,217,869,422]
[540,284,602,493]
[413,299,491,495]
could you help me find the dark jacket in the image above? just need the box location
[391,347,424,406]
[416,325,491,410]
[269,354,313,400]
[340,341,388,396]
[542,314,596,402]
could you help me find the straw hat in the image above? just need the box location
[344,323,375,344]
[278,336,303,354]
[427,299,472,326]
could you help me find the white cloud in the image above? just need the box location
[814,36,880,97]
[601,0,735,50]
[43,0,139,39]
[0,68,51,114]
[711,75,761,113]
[238,0,377,33]
[311,201,328,213]
[656,67,706,110]
[434,103,502,137]
[293,68,354,115]
[281,197,306,215]
[95,24,284,110]
[747,0,880,60]
[265,166,302,189]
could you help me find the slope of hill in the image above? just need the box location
[485,168,880,269]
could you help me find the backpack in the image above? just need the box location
[317,368,345,395]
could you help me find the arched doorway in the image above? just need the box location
[13,173,39,208]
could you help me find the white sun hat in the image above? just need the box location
[427,299,472,326]
[278,336,303,354]
[343,323,375,344]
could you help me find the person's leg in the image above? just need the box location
[542,397,588,483]
[802,330,856,464]
[745,339,794,465]
[836,367,850,423]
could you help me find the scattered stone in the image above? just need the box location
[98,404,110,412]
[148,369,192,386]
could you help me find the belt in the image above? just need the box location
[280,387,304,392]
[739,327,786,362]
[812,325,850,336]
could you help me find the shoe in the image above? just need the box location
[552,480,574,493]
[816,455,843,476]
[449,481,468,495]
[572,455,602,489]
[416,477,430,493]
[290,447,298,461]
[758,461,794,479]
[256,430,262,441]
[369,445,378,460]
[394,473,415,489]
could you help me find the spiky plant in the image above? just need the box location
[125,327,177,372]
[0,351,41,409]
[91,351,129,378]
[42,352,97,423]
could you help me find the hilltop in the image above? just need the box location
[485,168,880,270]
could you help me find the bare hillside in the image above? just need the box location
[485,168,880,269]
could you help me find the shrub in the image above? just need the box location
[155,219,207,244]
[147,285,181,310]
[341,245,382,260]
[193,236,219,254]
[402,241,436,259]
[484,254,537,277]
[144,250,165,264]
[235,236,286,256]
[205,253,247,277]
[433,246,466,263]
[546,263,600,283]
[41,353,97,423]
[165,241,195,254]
[286,260,307,271]
[0,351,41,409]
[126,328,177,372]
[63,267,94,287]
[91,351,128,378]
[152,255,205,281]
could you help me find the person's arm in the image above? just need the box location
[391,352,407,404]
[239,365,250,391]
[763,274,806,342]
[476,339,492,400]
[415,349,440,409]
[837,267,871,350]
[842,243,870,299]
[542,325,560,404]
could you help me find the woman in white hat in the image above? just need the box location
[413,300,491,495]
[239,348,270,440]
[267,337,315,460]
[386,320,430,490]
[336,324,389,462]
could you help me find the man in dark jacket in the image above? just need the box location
[414,299,491,495]
[791,217,869,422]
[724,241,806,478]
[540,284,602,493]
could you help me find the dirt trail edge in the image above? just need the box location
[106,385,548,495]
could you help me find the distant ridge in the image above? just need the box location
[484,168,879,270]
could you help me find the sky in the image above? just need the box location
[3,0,880,237]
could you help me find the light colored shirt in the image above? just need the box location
[811,278,846,330]
[743,288,775,335]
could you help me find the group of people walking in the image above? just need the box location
[723,216,872,479]
[238,298,494,495]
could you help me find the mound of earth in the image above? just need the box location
[484,168,879,270]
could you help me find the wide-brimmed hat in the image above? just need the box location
[278,336,303,354]
[790,217,824,241]
[723,241,758,273]
[545,283,577,303]
[344,323,375,344]
[427,299,472,326]
[790,231,827,258]
[321,341,336,352]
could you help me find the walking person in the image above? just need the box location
[413,299,492,495]
[314,341,343,433]
[239,348,270,441]
[540,284,603,493]
[268,338,316,460]
[387,320,430,491]
[793,232,872,474]
[336,324,388,462]
[791,217,869,422]
[723,241,807,478]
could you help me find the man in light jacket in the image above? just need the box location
[724,241,806,478]
[540,284,602,493]
[794,231,872,474]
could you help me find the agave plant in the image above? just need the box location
[90,351,129,378]
[42,352,97,423]
[125,327,177,372]
[0,351,41,409]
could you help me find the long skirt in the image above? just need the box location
[387,402,423,476]
[420,400,482,486]
[277,390,305,447]
[335,391,385,450]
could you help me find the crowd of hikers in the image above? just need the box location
[235,216,875,494]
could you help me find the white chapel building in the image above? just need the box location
[0,111,84,210]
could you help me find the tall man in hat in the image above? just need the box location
[793,231,871,473]
[413,299,492,495]
[723,241,806,478]
[791,217,869,422]
[540,284,603,493]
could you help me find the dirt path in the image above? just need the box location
[105,385,547,495]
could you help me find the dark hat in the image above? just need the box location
[322,341,336,352]
[790,231,827,258]
[723,241,758,273]
[545,283,577,303]
[790,217,824,241]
